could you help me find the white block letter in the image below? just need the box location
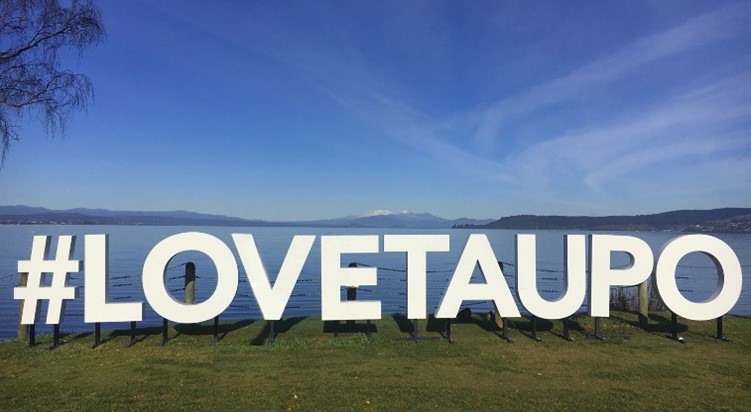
[233,234,315,320]
[384,234,450,319]
[516,234,586,319]
[84,234,143,323]
[436,234,520,319]
[143,232,238,324]
[589,235,654,317]
[656,235,742,321]
[321,236,380,321]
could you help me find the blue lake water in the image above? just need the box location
[0,225,749,340]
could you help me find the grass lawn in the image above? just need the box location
[1,311,750,411]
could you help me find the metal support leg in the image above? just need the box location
[670,312,684,343]
[29,324,36,347]
[128,321,136,347]
[501,318,512,343]
[366,320,372,339]
[412,319,419,342]
[716,316,723,339]
[563,317,574,341]
[213,316,219,343]
[267,320,275,344]
[49,324,60,350]
[712,316,731,342]
[161,318,168,346]
[531,316,542,342]
[446,320,453,344]
[91,322,101,349]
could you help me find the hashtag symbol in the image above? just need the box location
[15,235,81,325]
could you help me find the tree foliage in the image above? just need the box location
[0,0,104,166]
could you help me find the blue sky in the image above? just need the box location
[1,1,749,221]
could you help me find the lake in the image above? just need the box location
[1,225,749,340]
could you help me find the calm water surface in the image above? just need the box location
[0,225,749,340]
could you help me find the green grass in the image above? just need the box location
[1,312,750,411]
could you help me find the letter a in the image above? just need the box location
[436,234,520,319]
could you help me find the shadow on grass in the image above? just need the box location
[539,317,586,341]
[107,326,163,347]
[510,317,554,342]
[449,310,498,330]
[175,319,255,342]
[251,317,306,345]
[488,316,583,342]
[322,320,377,337]
[66,319,259,347]
[392,313,414,334]
[70,331,92,340]
[392,313,454,341]
[30,331,78,349]
[611,313,688,337]
[425,315,452,334]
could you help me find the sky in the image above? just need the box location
[0,1,750,221]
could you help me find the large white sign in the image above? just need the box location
[14,233,743,324]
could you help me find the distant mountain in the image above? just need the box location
[11,205,747,232]
[0,205,274,227]
[0,205,53,215]
[457,208,751,233]
[0,206,494,229]
[295,210,495,229]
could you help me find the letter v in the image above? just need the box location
[232,234,315,320]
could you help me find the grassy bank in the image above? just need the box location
[1,312,750,411]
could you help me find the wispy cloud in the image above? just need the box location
[508,72,751,190]
[470,2,751,150]
[150,2,751,214]
[310,3,751,194]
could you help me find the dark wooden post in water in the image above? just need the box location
[16,271,36,347]
[494,261,513,343]
[17,273,28,343]
[185,262,196,305]
[333,264,366,338]
[346,287,356,326]
[160,261,197,346]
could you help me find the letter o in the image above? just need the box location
[143,232,238,323]
[655,235,742,321]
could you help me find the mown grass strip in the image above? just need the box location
[1,312,750,411]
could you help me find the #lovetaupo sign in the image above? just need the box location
[14,232,743,326]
